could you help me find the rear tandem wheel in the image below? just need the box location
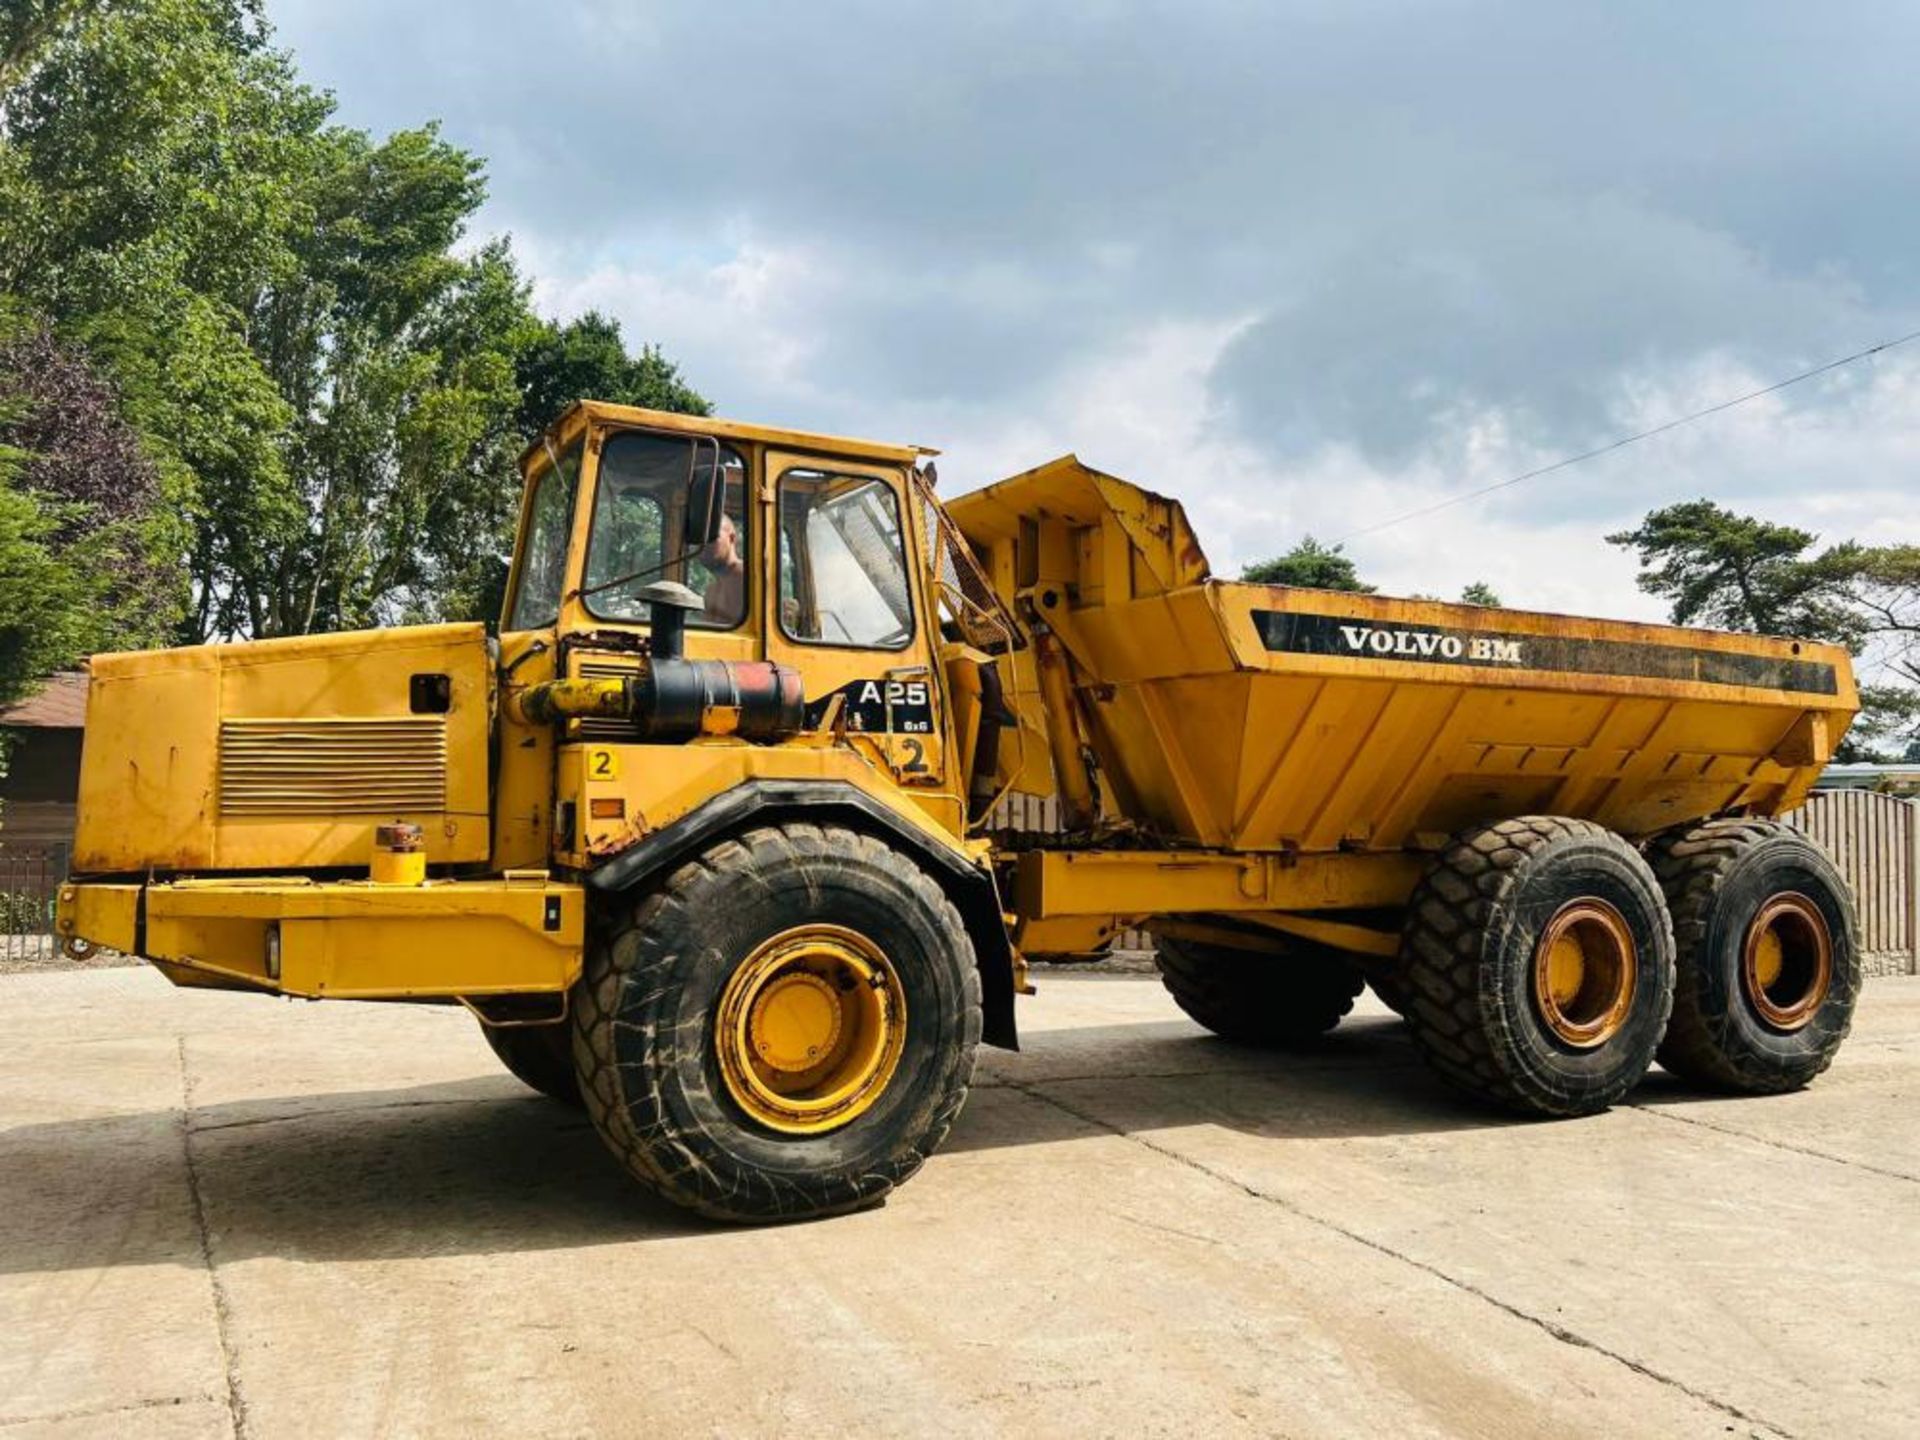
[1649,817,1860,1093]
[1398,815,1675,1117]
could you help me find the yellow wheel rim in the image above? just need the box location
[1741,892,1832,1032]
[715,925,908,1135]
[1532,898,1637,1049]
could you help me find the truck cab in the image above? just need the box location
[493,402,1003,877]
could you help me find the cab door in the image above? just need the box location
[761,452,950,797]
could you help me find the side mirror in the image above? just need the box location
[686,441,725,548]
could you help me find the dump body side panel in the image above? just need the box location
[1055,583,1853,850]
[950,463,1858,858]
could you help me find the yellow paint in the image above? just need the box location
[521,400,934,472]
[75,624,491,873]
[951,455,1856,856]
[1016,848,1426,916]
[134,877,582,999]
[61,400,1863,1008]
[490,628,557,870]
[1751,926,1784,989]
[369,846,426,887]
[714,924,907,1134]
[1529,899,1636,1048]
[557,737,967,870]
[54,883,139,954]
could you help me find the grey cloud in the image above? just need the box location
[276,0,1920,466]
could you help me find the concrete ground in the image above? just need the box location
[1,968,1915,1440]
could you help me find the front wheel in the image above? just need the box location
[479,1020,582,1106]
[573,823,982,1223]
[1154,933,1364,1044]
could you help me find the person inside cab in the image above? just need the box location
[701,511,745,626]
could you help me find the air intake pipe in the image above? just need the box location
[509,583,805,743]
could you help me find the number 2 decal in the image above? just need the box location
[898,737,929,774]
[588,748,619,779]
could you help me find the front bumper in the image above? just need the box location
[55,875,585,1000]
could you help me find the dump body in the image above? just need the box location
[950,458,1856,856]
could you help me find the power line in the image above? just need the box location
[1334,327,1920,544]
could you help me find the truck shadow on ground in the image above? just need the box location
[0,1012,1720,1273]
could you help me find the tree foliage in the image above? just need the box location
[0,0,706,681]
[1605,501,1860,641]
[0,312,161,706]
[1609,499,1919,760]
[1459,581,1502,607]
[515,311,710,436]
[1243,535,1375,592]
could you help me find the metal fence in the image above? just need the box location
[0,840,69,965]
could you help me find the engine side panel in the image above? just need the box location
[75,624,493,873]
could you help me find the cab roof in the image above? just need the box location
[523,401,939,468]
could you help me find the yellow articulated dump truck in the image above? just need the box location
[58,402,1862,1222]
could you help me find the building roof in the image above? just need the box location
[0,672,87,729]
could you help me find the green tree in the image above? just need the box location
[0,0,96,92]
[1604,500,1860,640]
[1460,581,1502,607]
[516,310,709,436]
[1848,545,1920,689]
[1609,500,1920,759]
[0,452,101,710]
[2,0,318,639]
[0,313,168,718]
[1,0,708,648]
[0,309,179,647]
[1244,535,1375,592]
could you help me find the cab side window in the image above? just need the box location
[777,470,914,650]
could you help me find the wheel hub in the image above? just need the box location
[1532,898,1637,1049]
[715,925,907,1135]
[748,972,843,1072]
[1742,893,1831,1031]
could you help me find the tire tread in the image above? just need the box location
[1649,817,1858,1092]
[1155,935,1364,1044]
[573,823,981,1222]
[1399,816,1674,1116]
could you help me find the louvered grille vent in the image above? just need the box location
[569,658,641,741]
[219,717,448,815]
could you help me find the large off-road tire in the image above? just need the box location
[1367,970,1412,1017]
[1649,818,1860,1093]
[573,823,982,1223]
[1400,816,1675,1117]
[1154,934,1365,1044]
[479,1020,583,1106]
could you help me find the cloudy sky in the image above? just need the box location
[274,0,1920,622]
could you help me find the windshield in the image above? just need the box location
[583,431,748,627]
[506,440,580,630]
